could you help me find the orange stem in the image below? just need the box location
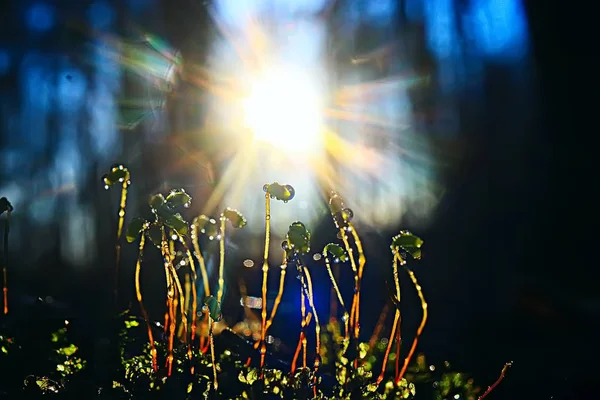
[259,194,271,370]
[2,210,10,315]
[376,310,400,385]
[397,267,428,382]
[478,362,513,400]
[134,234,157,372]
[290,331,305,374]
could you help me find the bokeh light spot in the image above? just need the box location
[88,2,115,30]
[26,3,55,32]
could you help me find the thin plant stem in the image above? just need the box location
[329,262,339,322]
[2,209,10,315]
[171,265,187,340]
[376,310,400,385]
[339,228,358,335]
[303,266,321,368]
[264,253,288,334]
[114,172,129,307]
[392,252,403,382]
[133,234,157,372]
[324,252,349,342]
[291,286,309,374]
[348,225,365,339]
[191,223,210,351]
[256,253,288,352]
[165,264,176,376]
[161,230,177,376]
[177,232,198,341]
[217,217,226,303]
[397,265,428,382]
[168,286,177,376]
[290,331,305,374]
[191,223,210,297]
[291,283,310,373]
[201,308,210,354]
[377,254,402,385]
[302,266,321,397]
[209,316,218,391]
[169,231,188,345]
[259,194,271,370]
[394,318,402,379]
[367,303,390,352]
[477,362,513,400]
[182,272,194,372]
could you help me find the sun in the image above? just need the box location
[242,66,323,153]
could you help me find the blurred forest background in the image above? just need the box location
[0,0,594,398]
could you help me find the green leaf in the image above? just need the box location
[126,217,147,243]
[194,215,219,238]
[203,296,222,321]
[222,208,247,229]
[166,189,192,209]
[263,182,295,202]
[102,164,130,187]
[148,193,166,210]
[163,213,188,236]
[286,221,311,255]
[148,191,190,235]
[323,243,348,263]
[0,197,12,215]
[193,215,210,231]
[328,193,345,215]
[146,222,163,248]
[391,231,423,260]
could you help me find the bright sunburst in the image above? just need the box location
[242,65,323,153]
[118,0,443,242]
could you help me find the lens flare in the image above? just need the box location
[243,66,323,153]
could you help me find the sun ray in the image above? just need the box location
[202,149,250,216]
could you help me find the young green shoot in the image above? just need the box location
[258,182,294,370]
[217,208,247,304]
[102,164,131,306]
[391,230,426,382]
[1,197,13,315]
[203,295,222,392]
[323,243,350,342]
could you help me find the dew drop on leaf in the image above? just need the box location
[285,184,295,200]
[342,208,354,222]
[313,253,321,261]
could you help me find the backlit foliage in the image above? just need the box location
[0,172,512,399]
